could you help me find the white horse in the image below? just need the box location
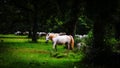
[46,34,74,51]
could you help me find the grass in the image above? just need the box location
[0,34,84,68]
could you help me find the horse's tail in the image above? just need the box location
[69,35,74,50]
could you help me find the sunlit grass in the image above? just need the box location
[0,34,84,68]
[0,34,27,38]
[0,38,29,43]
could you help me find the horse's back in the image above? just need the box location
[53,35,71,43]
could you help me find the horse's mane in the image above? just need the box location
[47,33,59,41]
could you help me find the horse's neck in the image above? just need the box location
[49,35,54,41]
[49,34,59,41]
[50,37,53,40]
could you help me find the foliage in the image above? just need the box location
[0,0,90,35]
[74,30,93,58]
[84,30,93,46]
[105,38,118,47]
[103,23,120,52]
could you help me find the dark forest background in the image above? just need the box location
[0,0,120,67]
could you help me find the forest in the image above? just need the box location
[0,0,120,68]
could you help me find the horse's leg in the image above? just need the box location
[67,43,70,50]
[65,43,70,54]
[53,42,57,51]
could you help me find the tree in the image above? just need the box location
[85,0,118,65]
[61,0,83,37]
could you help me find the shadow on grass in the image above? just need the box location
[0,60,76,68]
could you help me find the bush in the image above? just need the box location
[74,30,93,54]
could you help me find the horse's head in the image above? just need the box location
[45,33,50,43]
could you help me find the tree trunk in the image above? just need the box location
[27,11,32,38]
[32,14,37,42]
[115,22,120,40]
[32,3,38,42]
[85,0,118,65]
[93,16,105,48]
[66,0,81,37]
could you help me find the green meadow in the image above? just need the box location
[0,34,84,68]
